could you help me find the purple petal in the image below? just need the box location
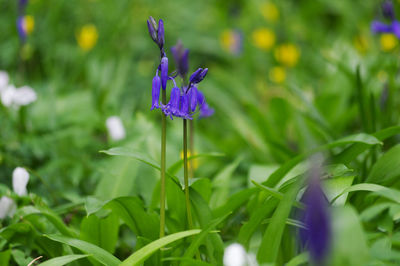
[189,68,203,84]
[382,1,395,20]
[189,86,198,112]
[371,20,393,33]
[147,20,157,42]
[199,102,214,118]
[16,16,26,41]
[160,57,168,90]
[157,19,165,48]
[392,20,400,38]
[151,75,161,110]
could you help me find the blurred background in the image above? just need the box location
[0,0,398,209]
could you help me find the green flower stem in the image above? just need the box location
[189,119,194,178]
[160,89,167,238]
[183,119,194,230]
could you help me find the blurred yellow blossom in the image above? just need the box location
[252,28,275,51]
[24,15,34,35]
[353,35,369,54]
[220,29,242,55]
[261,2,279,22]
[274,44,300,67]
[77,24,98,52]
[380,34,397,52]
[180,150,198,170]
[269,66,286,83]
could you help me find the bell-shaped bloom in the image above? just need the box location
[196,90,214,118]
[162,86,181,119]
[171,40,189,77]
[12,167,29,196]
[157,19,165,48]
[151,75,161,110]
[188,86,198,112]
[299,175,331,264]
[160,57,168,90]
[371,2,400,39]
[106,116,126,141]
[179,93,192,119]
[0,196,16,219]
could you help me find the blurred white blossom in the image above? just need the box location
[0,70,37,108]
[0,71,9,90]
[223,243,259,266]
[106,116,126,141]
[12,167,30,196]
[0,196,16,219]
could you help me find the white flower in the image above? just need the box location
[0,85,36,108]
[12,167,30,196]
[12,86,37,106]
[1,84,16,107]
[106,116,126,141]
[224,243,247,266]
[223,243,259,266]
[0,71,9,90]
[0,196,16,219]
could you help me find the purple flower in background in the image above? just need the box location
[171,40,189,78]
[371,1,400,38]
[197,90,214,118]
[299,172,331,264]
[151,74,161,110]
[16,0,28,42]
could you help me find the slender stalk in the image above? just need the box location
[189,119,194,178]
[160,89,167,238]
[183,119,194,229]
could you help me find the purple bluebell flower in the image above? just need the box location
[162,86,181,119]
[371,1,400,38]
[157,19,165,49]
[151,74,161,110]
[171,40,189,78]
[160,57,168,90]
[383,1,395,20]
[147,18,158,43]
[188,86,198,112]
[16,16,26,41]
[299,174,331,264]
[179,93,192,120]
[189,68,208,84]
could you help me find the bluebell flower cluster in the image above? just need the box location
[371,1,400,38]
[299,172,331,264]
[147,16,214,120]
[17,0,28,41]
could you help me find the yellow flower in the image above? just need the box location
[274,44,300,67]
[269,66,286,83]
[252,28,275,51]
[380,34,397,52]
[261,2,279,22]
[180,150,199,170]
[24,15,34,35]
[353,35,369,54]
[76,24,98,52]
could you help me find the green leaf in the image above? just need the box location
[257,180,302,263]
[286,252,308,266]
[45,234,121,266]
[101,147,181,186]
[322,176,355,206]
[0,250,11,266]
[367,144,400,185]
[331,183,400,204]
[120,229,201,266]
[167,152,225,175]
[212,188,257,218]
[38,254,90,266]
[264,133,381,187]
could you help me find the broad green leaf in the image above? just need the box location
[286,252,308,266]
[101,147,181,186]
[167,152,225,175]
[322,176,355,206]
[367,144,400,185]
[331,183,400,204]
[212,188,257,218]
[257,181,302,263]
[120,229,201,266]
[360,203,392,222]
[80,213,119,253]
[38,254,90,266]
[0,250,11,266]
[248,164,279,187]
[331,206,369,265]
[209,157,241,209]
[262,218,307,230]
[17,206,76,237]
[45,234,121,266]
[264,133,381,187]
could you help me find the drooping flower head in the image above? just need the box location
[299,168,332,264]
[371,1,400,39]
[147,17,213,120]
